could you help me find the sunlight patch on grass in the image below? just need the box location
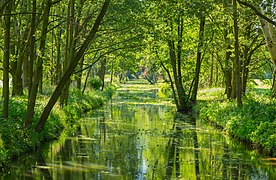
[197,88,225,101]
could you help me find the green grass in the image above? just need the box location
[0,85,116,171]
[199,88,276,156]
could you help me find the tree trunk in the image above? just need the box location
[156,49,179,109]
[28,0,36,97]
[209,51,214,87]
[272,68,276,97]
[259,17,276,97]
[160,60,179,110]
[2,0,12,119]
[82,66,92,95]
[224,0,233,99]
[242,46,249,94]
[77,56,84,89]
[233,0,242,106]
[24,0,52,128]
[168,40,189,112]
[36,0,111,132]
[60,0,75,106]
[190,15,205,104]
[55,27,62,85]
[98,57,106,91]
[110,59,114,85]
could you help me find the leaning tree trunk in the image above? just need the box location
[36,0,111,132]
[155,49,179,109]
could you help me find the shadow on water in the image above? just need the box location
[1,83,276,179]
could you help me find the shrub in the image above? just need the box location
[199,88,276,155]
[88,77,102,90]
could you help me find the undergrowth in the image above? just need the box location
[199,88,276,156]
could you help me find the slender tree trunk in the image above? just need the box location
[55,27,62,85]
[76,0,85,90]
[209,51,214,87]
[28,0,36,97]
[98,58,106,91]
[215,62,219,86]
[224,0,233,99]
[155,49,179,109]
[36,0,111,132]
[60,0,75,106]
[24,0,52,128]
[233,0,242,106]
[272,68,276,96]
[110,59,114,85]
[160,61,179,109]
[77,56,84,89]
[82,66,92,95]
[176,18,189,111]
[2,0,12,119]
[242,46,249,94]
[168,40,189,112]
[191,15,205,104]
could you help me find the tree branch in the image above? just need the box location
[237,0,276,26]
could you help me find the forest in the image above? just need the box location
[0,0,276,178]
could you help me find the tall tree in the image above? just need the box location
[24,0,53,128]
[233,0,242,106]
[60,0,75,107]
[190,15,206,103]
[36,0,111,132]
[2,0,12,119]
[237,0,276,97]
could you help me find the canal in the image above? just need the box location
[1,83,276,179]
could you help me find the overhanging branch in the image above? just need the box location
[237,0,276,26]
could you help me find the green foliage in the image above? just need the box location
[158,83,173,99]
[0,97,66,169]
[0,85,116,170]
[103,85,117,99]
[88,77,102,90]
[200,89,276,155]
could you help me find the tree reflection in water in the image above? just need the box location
[165,114,200,180]
[1,84,275,179]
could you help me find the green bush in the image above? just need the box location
[88,77,102,90]
[200,91,276,155]
[103,85,117,99]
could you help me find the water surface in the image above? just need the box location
[1,84,276,179]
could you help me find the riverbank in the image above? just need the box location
[1,82,275,179]
[198,88,276,156]
[0,86,116,172]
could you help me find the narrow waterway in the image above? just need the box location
[1,83,276,179]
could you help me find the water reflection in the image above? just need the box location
[1,85,276,179]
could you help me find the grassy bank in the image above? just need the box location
[0,85,116,171]
[198,88,276,156]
